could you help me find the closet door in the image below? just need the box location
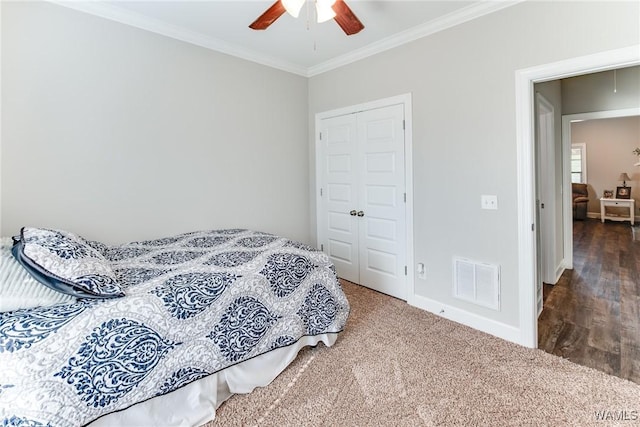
[357,104,407,299]
[318,103,407,300]
[320,113,359,283]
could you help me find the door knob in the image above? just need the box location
[350,210,357,216]
[357,211,365,217]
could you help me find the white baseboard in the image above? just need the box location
[586,212,600,220]
[553,263,564,284]
[408,293,523,346]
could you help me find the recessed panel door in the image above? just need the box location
[318,103,407,300]
[320,113,359,283]
[357,104,407,299]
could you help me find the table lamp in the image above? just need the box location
[619,172,631,187]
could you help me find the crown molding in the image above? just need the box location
[50,1,522,78]
[49,1,309,77]
[307,1,524,77]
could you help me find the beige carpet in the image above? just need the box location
[210,281,640,426]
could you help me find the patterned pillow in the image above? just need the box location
[0,237,75,312]
[14,227,124,298]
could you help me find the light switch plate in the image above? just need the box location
[417,262,425,279]
[481,195,498,210]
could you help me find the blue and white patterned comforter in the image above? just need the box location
[0,229,349,427]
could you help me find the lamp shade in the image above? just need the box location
[316,0,337,23]
[282,0,305,18]
[619,172,631,182]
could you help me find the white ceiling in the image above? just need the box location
[54,1,520,76]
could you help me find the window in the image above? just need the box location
[571,143,587,183]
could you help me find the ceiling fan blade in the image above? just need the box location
[332,0,364,35]
[249,1,286,30]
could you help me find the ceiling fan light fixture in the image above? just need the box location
[249,0,362,35]
[316,0,337,23]
[282,0,305,18]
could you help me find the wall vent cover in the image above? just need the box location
[453,257,500,310]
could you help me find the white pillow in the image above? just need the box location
[0,237,75,312]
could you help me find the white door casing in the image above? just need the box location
[515,45,640,348]
[316,95,411,301]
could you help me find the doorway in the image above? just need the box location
[537,108,640,382]
[315,94,414,301]
[515,45,640,348]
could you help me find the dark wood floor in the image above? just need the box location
[538,218,640,384]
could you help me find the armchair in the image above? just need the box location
[572,183,589,220]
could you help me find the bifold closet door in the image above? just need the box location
[319,103,406,300]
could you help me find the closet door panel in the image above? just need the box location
[320,114,359,283]
[357,104,407,300]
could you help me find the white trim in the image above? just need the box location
[50,1,521,78]
[554,264,564,283]
[515,45,640,349]
[404,96,415,307]
[411,293,521,345]
[315,93,414,303]
[564,108,640,122]
[315,94,414,120]
[307,1,523,77]
[315,124,324,253]
[49,0,309,76]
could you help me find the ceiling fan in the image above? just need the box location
[249,0,364,35]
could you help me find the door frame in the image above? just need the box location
[315,93,414,302]
[515,45,640,348]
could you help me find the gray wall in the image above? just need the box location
[562,66,640,114]
[572,116,640,212]
[1,2,309,245]
[308,1,639,327]
[561,66,640,215]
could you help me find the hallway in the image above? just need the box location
[538,219,640,383]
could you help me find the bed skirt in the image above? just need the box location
[88,333,338,426]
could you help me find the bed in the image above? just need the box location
[0,227,349,426]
